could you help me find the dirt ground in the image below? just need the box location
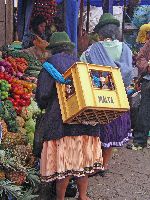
[37,144,150,200]
[67,146,150,200]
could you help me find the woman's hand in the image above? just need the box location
[147,61,150,73]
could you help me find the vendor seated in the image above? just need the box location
[22,15,47,49]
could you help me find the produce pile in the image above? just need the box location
[0,49,42,199]
[0,71,34,115]
[2,49,42,78]
[0,100,18,133]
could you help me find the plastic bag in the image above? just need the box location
[130,91,141,109]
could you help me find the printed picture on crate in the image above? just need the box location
[90,70,115,90]
[65,76,75,99]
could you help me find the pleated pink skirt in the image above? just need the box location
[40,135,103,182]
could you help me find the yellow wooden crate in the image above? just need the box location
[56,62,130,124]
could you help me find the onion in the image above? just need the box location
[0,66,5,72]
[16,72,23,77]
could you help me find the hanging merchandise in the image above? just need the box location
[32,0,57,25]
[132,5,150,28]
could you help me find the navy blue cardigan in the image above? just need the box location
[35,53,101,142]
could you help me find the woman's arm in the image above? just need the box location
[136,40,150,74]
[22,32,35,49]
[35,69,55,109]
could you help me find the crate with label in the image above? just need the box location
[56,62,130,125]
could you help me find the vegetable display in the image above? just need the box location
[2,50,42,78]
[5,57,28,74]
[0,72,34,114]
[0,48,42,199]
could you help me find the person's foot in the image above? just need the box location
[78,197,91,200]
[147,138,150,148]
[126,143,143,150]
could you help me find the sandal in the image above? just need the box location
[88,169,105,178]
[126,143,143,150]
[88,169,110,178]
[99,169,110,177]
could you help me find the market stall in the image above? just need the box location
[17,0,62,41]
[17,0,150,52]
[0,1,150,199]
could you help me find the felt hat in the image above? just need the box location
[46,31,75,50]
[94,13,120,33]
[136,24,150,43]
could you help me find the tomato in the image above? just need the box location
[0,73,4,79]
[13,94,20,100]
[15,98,21,105]
[19,99,26,106]
[22,93,31,100]
[16,106,23,113]
[13,101,18,107]
[13,87,25,95]
[4,73,10,80]
[7,77,13,84]
[25,99,31,106]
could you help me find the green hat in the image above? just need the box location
[94,13,120,33]
[46,31,75,50]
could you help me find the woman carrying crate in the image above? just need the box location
[35,32,103,200]
[80,13,133,174]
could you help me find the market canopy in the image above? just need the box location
[56,0,149,6]
[89,0,149,6]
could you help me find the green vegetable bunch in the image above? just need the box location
[0,80,11,100]
[0,100,18,133]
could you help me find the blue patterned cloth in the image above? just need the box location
[43,62,71,84]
